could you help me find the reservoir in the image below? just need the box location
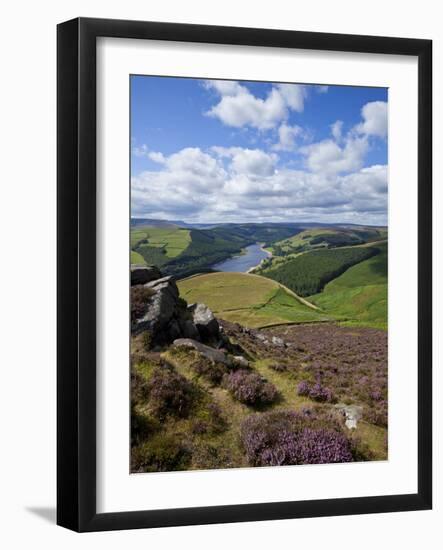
[212,243,271,273]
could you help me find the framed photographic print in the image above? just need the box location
[57,17,432,532]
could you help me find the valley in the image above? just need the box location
[130,219,388,472]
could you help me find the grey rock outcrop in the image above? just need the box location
[132,276,179,336]
[131,268,220,346]
[188,303,220,340]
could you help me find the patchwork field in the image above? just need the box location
[178,272,330,328]
[131,226,191,266]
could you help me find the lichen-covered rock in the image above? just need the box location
[335,404,364,430]
[145,275,179,297]
[271,336,285,347]
[131,268,221,347]
[188,303,220,340]
[132,278,178,336]
[131,265,162,286]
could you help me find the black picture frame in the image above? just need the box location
[57,17,432,532]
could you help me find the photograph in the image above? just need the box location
[129,75,388,473]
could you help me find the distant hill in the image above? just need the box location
[131,218,181,228]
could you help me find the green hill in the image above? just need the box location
[260,246,379,297]
[178,272,330,329]
[309,242,387,330]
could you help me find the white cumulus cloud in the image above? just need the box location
[131,145,387,225]
[355,101,388,138]
[204,80,308,130]
[272,123,303,151]
[212,147,277,176]
[300,135,368,175]
[330,120,344,141]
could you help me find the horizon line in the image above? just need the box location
[130,217,387,228]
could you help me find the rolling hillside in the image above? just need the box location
[178,272,330,328]
[259,246,379,297]
[309,242,388,330]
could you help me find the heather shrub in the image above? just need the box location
[297,380,334,402]
[131,285,155,322]
[193,356,228,385]
[297,380,310,396]
[363,400,387,428]
[309,382,334,402]
[241,410,353,466]
[223,370,278,406]
[131,434,190,473]
[147,366,196,420]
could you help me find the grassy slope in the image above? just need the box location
[131,250,146,265]
[260,246,378,297]
[178,272,330,328]
[309,242,387,330]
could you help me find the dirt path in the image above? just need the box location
[244,272,321,311]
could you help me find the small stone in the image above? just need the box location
[232,355,249,368]
[271,336,285,347]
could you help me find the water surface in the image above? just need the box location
[212,243,271,273]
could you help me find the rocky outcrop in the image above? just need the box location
[132,275,179,337]
[131,265,163,286]
[131,267,220,347]
[188,303,220,341]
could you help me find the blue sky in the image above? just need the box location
[131,76,388,225]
